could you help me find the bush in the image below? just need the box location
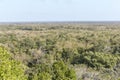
[31,61,76,80]
[73,51,120,69]
[53,61,76,80]
[0,46,27,80]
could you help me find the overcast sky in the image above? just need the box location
[0,0,120,22]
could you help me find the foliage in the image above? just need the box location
[72,51,120,69]
[31,61,76,80]
[0,46,27,80]
[52,61,76,80]
[0,24,120,80]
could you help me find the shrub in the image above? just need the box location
[31,61,76,80]
[73,51,120,69]
[0,46,27,80]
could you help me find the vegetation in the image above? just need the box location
[0,23,120,80]
[0,46,27,80]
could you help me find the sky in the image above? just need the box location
[0,0,120,22]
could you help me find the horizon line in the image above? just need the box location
[0,21,120,24]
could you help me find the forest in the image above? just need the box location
[0,23,120,80]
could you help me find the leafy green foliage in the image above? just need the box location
[73,52,120,69]
[0,46,27,80]
[52,61,76,80]
[30,61,76,80]
[33,72,52,80]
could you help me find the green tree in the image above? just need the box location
[52,61,76,80]
[0,46,27,80]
